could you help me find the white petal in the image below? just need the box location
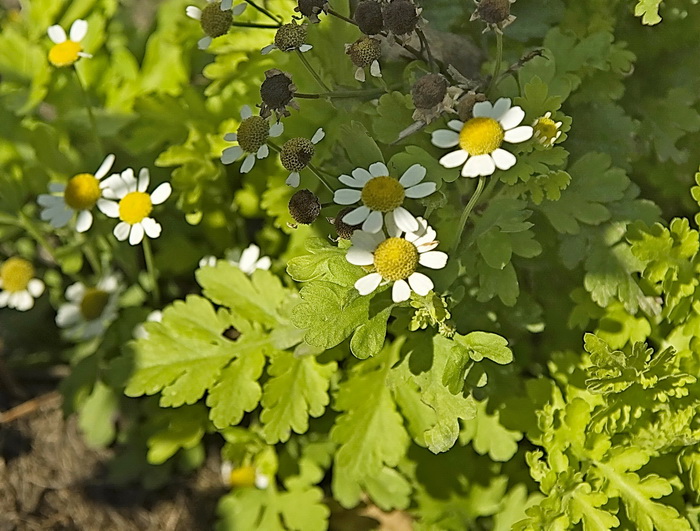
[95,154,116,180]
[346,248,374,266]
[355,273,382,296]
[37,194,61,207]
[114,222,131,241]
[69,19,88,42]
[49,182,65,193]
[431,129,460,148]
[128,223,145,245]
[78,51,92,59]
[370,60,381,78]
[351,229,382,251]
[392,207,419,233]
[286,172,300,187]
[269,122,284,137]
[491,148,517,170]
[339,174,360,187]
[351,168,373,185]
[240,105,252,119]
[392,279,411,302]
[408,272,433,296]
[224,132,237,141]
[240,154,256,173]
[221,0,233,10]
[122,168,138,192]
[239,245,260,273]
[75,210,93,233]
[150,182,172,205]
[141,218,162,238]
[462,154,495,177]
[491,98,512,120]
[472,100,494,118]
[137,168,150,192]
[256,144,269,159]
[504,126,534,143]
[13,292,33,311]
[355,67,365,82]
[343,205,370,225]
[97,199,120,218]
[232,2,247,15]
[384,212,401,238]
[419,251,448,269]
[221,145,244,164]
[311,128,325,144]
[405,181,436,199]
[198,36,212,50]
[255,257,271,271]
[369,162,389,177]
[186,6,202,20]
[299,44,313,52]
[48,25,67,44]
[399,164,426,187]
[362,210,384,233]
[56,305,81,327]
[334,188,362,205]
[0,291,9,307]
[439,149,469,169]
[27,279,45,297]
[499,106,525,130]
[100,174,128,198]
[446,120,463,132]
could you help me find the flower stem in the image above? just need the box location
[416,28,436,72]
[19,213,57,264]
[296,87,392,99]
[142,238,160,306]
[231,21,281,29]
[487,32,503,95]
[328,8,357,26]
[243,0,283,24]
[452,176,486,252]
[73,67,104,157]
[296,50,331,92]
[267,141,335,193]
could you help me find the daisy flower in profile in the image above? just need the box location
[345,36,382,82]
[186,0,247,50]
[261,21,313,55]
[532,111,563,147]
[97,168,172,245]
[198,244,271,274]
[55,275,122,340]
[431,97,533,178]
[221,105,284,173]
[47,19,92,67]
[37,154,115,233]
[280,128,325,187]
[221,461,270,489]
[347,217,447,303]
[333,162,436,233]
[0,257,45,311]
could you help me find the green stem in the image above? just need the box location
[452,177,486,253]
[328,8,357,26]
[307,162,335,193]
[142,238,160,306]
[487,32,503,95]
[20,213,57,264]
[479,174,500,204]
[73,67,104,157]
[231,21,281,29]
[80,236,102,276]
[296,50,331,92]
[416,28,436,72]
[243,0,283,24]
[297,87,392,100]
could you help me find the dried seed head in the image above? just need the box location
[281,138,315,171]
[237,115,270,153]
[260,69,297,119]
[200,2,233,38]
[456,92,487,121]
[383,0,419,35]
[274,21,308,51]
[354,1,384,35]
[333,207,362,240]
[345,37,382,68]
[289,189,321,224]
[295,0,329,22]
[475,0,512,24]
[411,74,448,110]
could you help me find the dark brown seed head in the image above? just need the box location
[411,74,448,110]
[354,1,384,35]
[456,92,487,121]
[289,189,321,224]
[476,0,512,24]
[260,69,296,118]
[383,0,419,35]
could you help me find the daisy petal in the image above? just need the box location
[221,145,244,164]
[221,0,233,10]
[504,125,534,143]
[56,305,81,327]
[240,154,256,173]
[499,105,525,130]
[405,181,436,199]
[270,122,284,137]
[362,210,384,233]
[95,154,116,180]
[256,144,269,159]
[355,67,365,82]
[137,168,150,192]
[346,248,374,266]
[150,182,172,205]
[141,218,162,238]
[370,60,381,78]
[186,6,202,20]
[351,229,381,251]
[232,2,247,15]
[392,206,419,233]
[48,207,73,228]
[447,120,464,132]
[491,98,512,120]
[384,212,400,238]
[472,100,494,118]
[114,222,131,241]
[27,279,45,297]
[399,164,426,187]
[408,272,433,296]
[198,36,213,50]
[392,279,411,303]
[240,105,252,119]
[369,162,389,177]
[299,44,313,52]
[419,251,448,269]
[37,194,61,207]
[75,210,93,233]
[240,245,260,271]
[491,148,517,170]
[342,205,370,225]
[431,129,460,148]
[311,128,325,144]
[351,168,373,185]
[339,174,360,187]
[355,273,382,296]
[48,25,66,44]
[69,19,88,42]
[224,132,237,141]
[334,188,362,205]
[439,149,469,169]
[286,172,300,187]
[129,223,145,245]
[462,154,495,177]
[97,199,120,218]
[49,182,65,193]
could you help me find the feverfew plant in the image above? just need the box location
[2,0,700,529]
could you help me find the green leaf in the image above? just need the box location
[77,380,119,448]
[339,121,384,168]
[372,91,414,144]
[569,483,620,530]
[634,0,663,24]
[146,404,208,465]
[454,331,514,365]
[460,400,522,462]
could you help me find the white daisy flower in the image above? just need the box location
[55,275,122,340]
[282,128,325,187]
[186,0,247,50]
[37,154,115,233]
[261,21,313,55]
[133,309,163,340]
[532,111,563,147]
[47,19,92,67]
[431,97,533,178]
[97,168,172,246]
[333,162,436,234]
[347,217,448,303]
[221,461,270,489]
[221,105,284,173]
[198,244,271,274]
[0,257,45,311]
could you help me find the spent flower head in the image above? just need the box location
[47,19,92,67]
[260,69,299,119]
[532,111,563,147]
[354,1,384,35]
[221,105,284,173]
[347,217,448,303]
[383,0,422,37]
[186,0,247,50]
[281,128,325,187]
[97,168,172,245]
[294,0,329,23]
[345,37,382,82]
[261,21,312,55]
[431,97,533,178]
[38,154,115,233]
[470,0,516,33]
[289,189,321,225]
[56,275,122,341]
[0,257,45,311]
[331,207,363,240]
[333,162,436,234]
[411,73,462,124]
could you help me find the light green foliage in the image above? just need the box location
[634,0,664,25]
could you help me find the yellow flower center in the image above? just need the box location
[459,117,504,155]
[533,116,560,146]
[119,192,152,224]
[64,173,101,210]
[361,176,405,212]
[48,41,82,67]
[79,287,110,321]
[228,466,257,488]
[0,257,34,293]
[373,237,418,281]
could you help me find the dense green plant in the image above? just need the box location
[1,0,700,528]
